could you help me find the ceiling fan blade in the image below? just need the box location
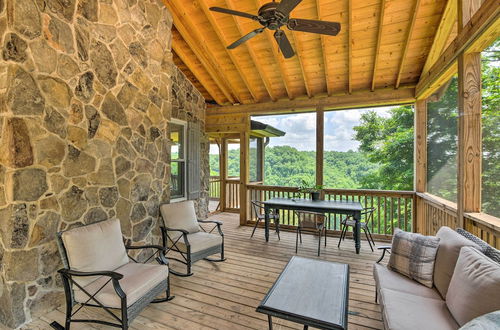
[227,28,265,49]
[276,0,302,16]
[274,30,295,59]
[288,18,341,36]
[209,7,258,20]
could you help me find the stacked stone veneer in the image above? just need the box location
[0,0,209,327]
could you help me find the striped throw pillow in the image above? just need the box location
[388,228,440,288]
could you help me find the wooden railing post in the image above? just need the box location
[316,107,324,188]
[414,100,427,233]
[457,0,482,228]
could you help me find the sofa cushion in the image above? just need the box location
[456,228,500,263]
[373,263,442,300]
[459,311,500,330]
[61,219,129,287]
[74,262,169,308]
[169,231,222,254]
[379,288,458,330]
[434,227,481,298]
[388,228,440,287]
[160,201,200,234]
[446,247,500,326]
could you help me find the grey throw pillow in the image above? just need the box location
[459,311,500,330]
[388,228,440,288]
[456,228,500,264]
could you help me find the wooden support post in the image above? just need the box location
[316,108,324,188]
[257,138,265,182]
[414,100,427,233]
[220,138,228,212]
[240,131,250,226]
[457,52,482,226]
[456,0,482,227]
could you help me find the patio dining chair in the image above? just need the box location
[294,210,327,256]
[250,200,280,240]
[53,218,173,330]
[337,207,376,251]
[160,200,225,277]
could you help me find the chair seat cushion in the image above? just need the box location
[379,288,459,330]
[74,262,169,308]
[373,263,442,300]
[169,231,222,254]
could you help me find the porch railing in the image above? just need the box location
[247,184,415,240]
[225,179,240,211]
[209,176,221,200]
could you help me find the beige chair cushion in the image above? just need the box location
[373,263,442,300]
[169,231,222,254]
[74,262,169,308]
[160,201,200,234]
[446,247,500,326]
[434,226,480,298]
[61,219,129,287]
[379,288,458,330]
[388,228,440,288]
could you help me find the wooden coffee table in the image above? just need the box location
[256,256,349,329]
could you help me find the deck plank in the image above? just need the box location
[27,212,383,329]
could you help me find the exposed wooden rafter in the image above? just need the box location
[209,87,415,116]
[347,0,353,94]
[172,44,224,105]
[395,0,421,89]
[162,0,237,104]
[316,0,332,96]
[225,0,278,102]
[197,0,260,103]
[420,0,457,79]
[416,0,500,98]
[371,0,386,92]
[290,31,313,98]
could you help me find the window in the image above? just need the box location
[170,120,186,200]
[427,76,458,202]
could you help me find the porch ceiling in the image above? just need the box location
[162,0,455,107]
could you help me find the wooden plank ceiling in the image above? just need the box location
[164,0,456,106]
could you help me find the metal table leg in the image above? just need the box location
[354,210,361,254]
[268,315,273,330]
[264,205,270,242]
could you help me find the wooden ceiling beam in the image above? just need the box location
[197,0,260,103]
[208,87,415,116]
[289,31,313,98]
[163,0,237,104]
[224,0,278,102]
[371,0,386,92]
[348,0,353,94]
[416,0,499,98]
[420,0,457,78]
[316,0,332,96]
[172,45,225,105]
[395,0,422,89]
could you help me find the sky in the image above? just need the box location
[209,106,396,154]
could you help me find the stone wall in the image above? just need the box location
[0,0,208,328]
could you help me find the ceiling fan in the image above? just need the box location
[210,0,341,59]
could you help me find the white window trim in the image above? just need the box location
[170,119,188,203]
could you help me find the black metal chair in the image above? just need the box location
[52,218,173,330]
[338,207,376,251]
[160,200,225,277]
[294,210,327,256]
[250,200,280,240]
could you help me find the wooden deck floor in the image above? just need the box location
[26,212,384,330]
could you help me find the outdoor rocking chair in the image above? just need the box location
[338,207,376,251]
[294,210,327,256]
[250,200,280,240]
[52,218,173,330]
[160,200,225,277]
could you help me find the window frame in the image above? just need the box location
[170,119,188,203]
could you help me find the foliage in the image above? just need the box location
[298,179,322,193]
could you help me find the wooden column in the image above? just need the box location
[239,131,250,225]
[219,138,228,212]
[457,0,482,226]
[414,100,427,233]
[316,108,324,188]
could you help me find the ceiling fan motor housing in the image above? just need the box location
[258,2,288,30]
